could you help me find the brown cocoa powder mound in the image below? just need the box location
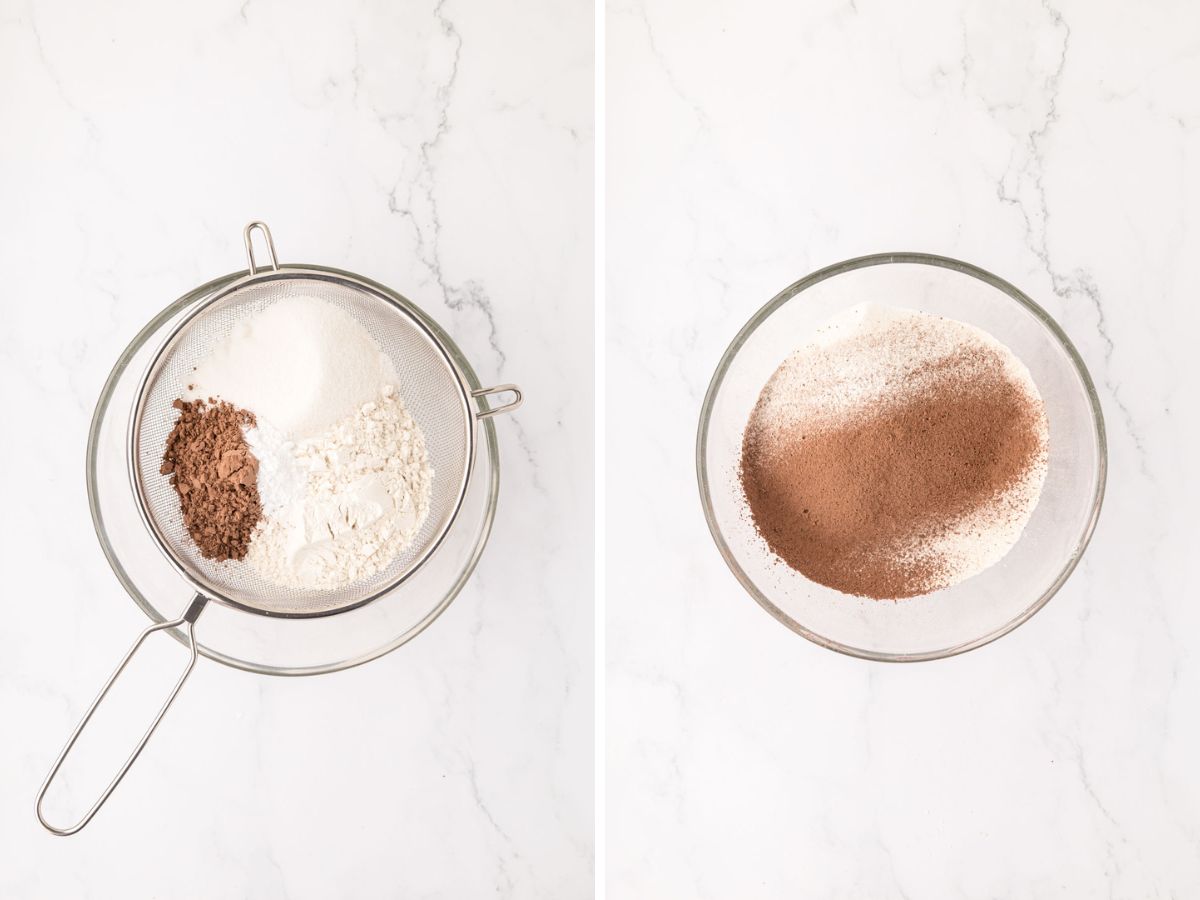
[739,361,1046,600]
[160,398,262,562]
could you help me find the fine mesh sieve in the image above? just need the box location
[38,222,522,834]
[133,269,474,617]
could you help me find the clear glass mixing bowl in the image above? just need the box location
[697,254,1107,661]
[88,268,500,676]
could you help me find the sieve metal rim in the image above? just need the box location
[128,265,479,620]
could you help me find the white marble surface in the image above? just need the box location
[0,0,592,896]
[608,0,1200,896]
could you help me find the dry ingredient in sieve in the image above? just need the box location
[166,293,435,590]
[739,304,1049,600]
[185,295,399,439]
[244,418,304,518]
[246,384,433,590]
[160,399,263,561]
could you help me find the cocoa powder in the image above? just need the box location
[739,307,1048,600]
[160,398,262,561]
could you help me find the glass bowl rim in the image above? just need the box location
[86,266,501,677]
[695,251,1108,663]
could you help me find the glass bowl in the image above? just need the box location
[88,267,500,676]
[697,253,1106,661]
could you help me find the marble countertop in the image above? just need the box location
[0,0,592,897]
[607,0,1199,896]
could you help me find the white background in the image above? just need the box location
[0,0,592,896]
[608,0,1200,896]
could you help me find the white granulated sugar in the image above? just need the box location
[185,296,399,439]
[246,385,433,591]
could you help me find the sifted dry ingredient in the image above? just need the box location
[739,305,1049,600]
[160,399,263,561]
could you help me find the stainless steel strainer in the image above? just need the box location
[38,222,522,834]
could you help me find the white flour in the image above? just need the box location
[246,385,433,590]
[185,296,398,439]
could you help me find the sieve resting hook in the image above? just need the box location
[36,594,208,835]
[472,384,523,419]
[243,221,280,275]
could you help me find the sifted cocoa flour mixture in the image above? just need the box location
[739,305,1048,600]
[160,398,263,561]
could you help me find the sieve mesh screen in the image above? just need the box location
[132,273,473,617]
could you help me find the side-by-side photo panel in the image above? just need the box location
[607,0,1192,897]
[1,1,593,896]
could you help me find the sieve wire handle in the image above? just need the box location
[36,595,208,836]
[472,384,523,419]
[243,221,280,274]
